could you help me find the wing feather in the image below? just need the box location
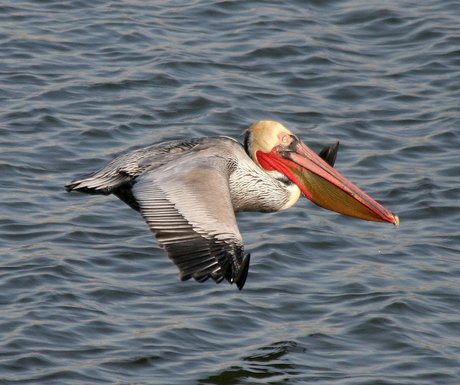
[66,137,251,289]
[132,155,250,289]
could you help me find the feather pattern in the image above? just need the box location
[65,133,338,289]
[66,138,260,288]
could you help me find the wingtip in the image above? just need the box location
[318,141,340,167]
[235,253,250,290]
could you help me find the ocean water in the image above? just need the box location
[1,1,460,384]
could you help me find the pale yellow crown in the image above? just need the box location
[246,121,294,162]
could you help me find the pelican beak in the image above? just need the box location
[256,136,399,225]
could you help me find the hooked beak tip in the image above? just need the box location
[393,215,400,227]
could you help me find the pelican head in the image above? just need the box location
[244,120,399,225]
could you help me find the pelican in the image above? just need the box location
[65,121,398,289]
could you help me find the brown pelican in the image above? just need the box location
[66,121,398,289]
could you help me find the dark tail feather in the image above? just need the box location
[65,171,130,195]
[65,171,140,211]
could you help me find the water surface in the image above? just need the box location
[1,1,460,384]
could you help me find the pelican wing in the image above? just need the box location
[132,156,250,289]
[318,141,340,167]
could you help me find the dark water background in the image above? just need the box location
[1,1,460,384]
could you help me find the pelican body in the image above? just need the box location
[66,121,398,289]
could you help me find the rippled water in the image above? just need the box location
[1,1,460,384]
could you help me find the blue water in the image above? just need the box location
[1,1,460,384]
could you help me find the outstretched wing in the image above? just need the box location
[64,138,206,210]
[132,155,250,289]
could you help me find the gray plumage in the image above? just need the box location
[65,135,339,290]
[66,137,293,289]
